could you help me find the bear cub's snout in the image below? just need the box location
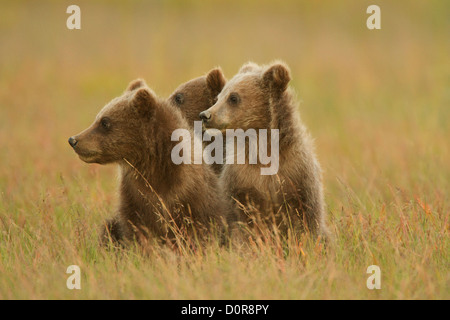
[199,110,211,122]
[68,136,78,148]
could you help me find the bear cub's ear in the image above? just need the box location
[131,87,157,117]
[126,79,147,92]
[262,63,291,96]
[206,68,227,98]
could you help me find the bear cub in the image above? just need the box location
[201,61,330,240]
[68,80,230,247]
[168,68,226,127]
[168,68,227,175]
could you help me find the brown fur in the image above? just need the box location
[168,68,226,126]
[69,79,230,247]
[203,61,330,240]
[168,68,227,174]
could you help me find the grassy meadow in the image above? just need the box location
[0,0,448,299]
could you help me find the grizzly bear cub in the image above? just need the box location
[168,68,227,175]
[68,79,229,246]
[168,68,226,126]
[201,61,330,240]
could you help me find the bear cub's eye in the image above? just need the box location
[174,93,184,105]
[100,117,111,130]
[228,93,240,105]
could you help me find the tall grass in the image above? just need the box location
[0,0,448,299]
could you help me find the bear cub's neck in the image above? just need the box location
[119,103,189,197]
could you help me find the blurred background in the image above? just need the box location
[0,0,448,299]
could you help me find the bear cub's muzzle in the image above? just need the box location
[199,110,211,122]
[68,136,78,148]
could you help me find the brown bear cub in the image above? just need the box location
[201,61,330,240]
[68,80,230,247]
[168,68,227,175]
[168,68,226,126]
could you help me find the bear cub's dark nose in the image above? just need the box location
[199,111,211,122]
[68,137,78,148]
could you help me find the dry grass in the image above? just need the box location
[0,0,448,299]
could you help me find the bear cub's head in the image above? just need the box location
[68,79,160,165]
[200,61,291,131]
[168,68,226,126]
